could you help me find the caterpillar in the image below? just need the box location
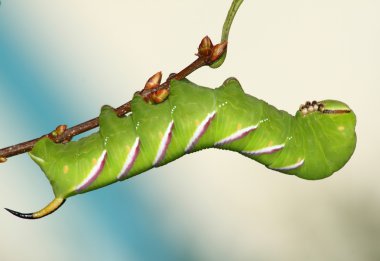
[5,77,357,219]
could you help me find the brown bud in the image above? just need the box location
[151,89,169,104]
[50,124,67,139]
[210,41,228,63]
[198,36,213,57]
[0,157,7,163]
[55,125,67,136]
[144,71,162,90]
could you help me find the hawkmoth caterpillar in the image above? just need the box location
[5,77,357,219]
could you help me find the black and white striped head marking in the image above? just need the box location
[299,100,351,116]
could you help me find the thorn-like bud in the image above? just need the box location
[151,89,169,104]
[51,125,67,137]
[49,124,68,142]
[144,71,162,90]
[210,41,228,63]
[0,157,7,163]
[198,36,214,57]
[55,125,67,136]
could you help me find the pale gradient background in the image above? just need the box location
[0,1,379,260]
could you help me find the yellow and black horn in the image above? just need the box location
[5,198,65,219]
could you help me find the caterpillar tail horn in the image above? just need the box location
[4,198,65,219]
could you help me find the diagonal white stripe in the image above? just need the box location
[76,150,107,192]
[153,121,174,166]
[117,137,140,180]
[215,125,258,146]
[271,159,304,171]
[185,111,216,153]
[242,144,285,155]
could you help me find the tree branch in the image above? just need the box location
[0,38,227,161]
[0,0,244,162]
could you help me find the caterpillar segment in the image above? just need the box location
[6,78,356,219]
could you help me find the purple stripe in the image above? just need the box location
[272,159,305,171]
[185,111,216,153]
[215,125,257,146]
[154,121,174,166]
[117,138,140,180]
[242,144,284,156]
[258,147,283,155]
[76,150,107,192]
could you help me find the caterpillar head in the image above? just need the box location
[298,100,352,116]
[295,100,357,179]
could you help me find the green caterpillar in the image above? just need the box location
[6,78,357,219]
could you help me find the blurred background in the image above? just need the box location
[0,0,379,260]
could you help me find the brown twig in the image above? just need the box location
[0,37,227,161]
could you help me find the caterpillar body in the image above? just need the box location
[6,78,356,219]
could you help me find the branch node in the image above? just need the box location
[46,124,73,144]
